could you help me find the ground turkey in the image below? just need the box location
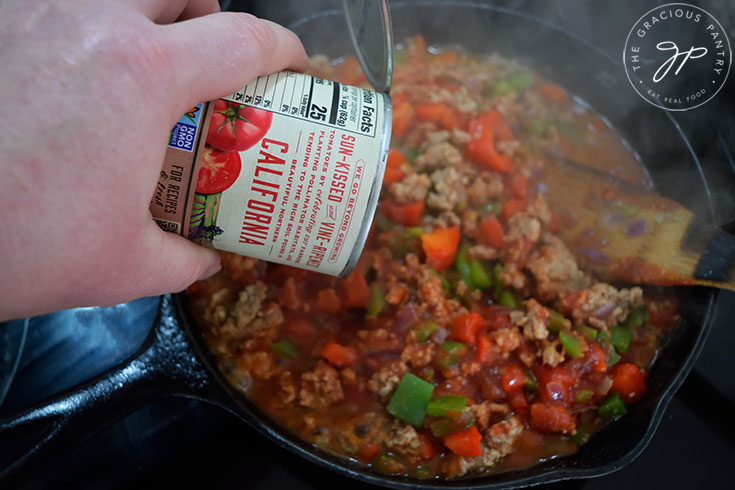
[367,360,407,398]
[300,360,344,409]
[426,167,468,212]
[389,172,431,204]
[558,283,644,330]
[443,416,523,477]
[526,235,591,302]
[414,141,463,172]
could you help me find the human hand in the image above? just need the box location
[0,0,308,321]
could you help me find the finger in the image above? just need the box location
[162,13,309,109]
[135,224,222,297]
[178,0,221,21]
[124,0,219,24]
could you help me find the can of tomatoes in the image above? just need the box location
[150,71,392,277]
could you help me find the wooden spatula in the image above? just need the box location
[542,157,735,290]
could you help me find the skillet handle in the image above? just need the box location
[0,295,214,486]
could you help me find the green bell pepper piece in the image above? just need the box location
[570,430,590,446]
[576,324,598,342]
[441,341,466,356]
[426,396,467,418]
[527,118,550,135]
[559,331,586,358]
[506,71,534,91]
[610,326,634,354]
[546,309,567,334]
[469,261,493,290]
[414,321,438,342]
[404,147,419,163]
[477,201,504,216]
[491,80,513,97]
[598,331,621,367]
[622,307,647,328]
[524,371,539,394]
[387,373,435,426]
[375,453,404,474]
[574,388,594,404]
[407,465,434,479]
[367,284,387,318]
[493,263,504,298]
[598,392,627,421]
[498,290,518,308]
[270,340,299,359]
[455,244,472,281]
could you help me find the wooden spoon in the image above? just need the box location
[542,156,735,290]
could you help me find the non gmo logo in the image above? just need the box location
[168,104,204,152]
[624,3,731,111]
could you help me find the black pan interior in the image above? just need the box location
[179,3,719,489]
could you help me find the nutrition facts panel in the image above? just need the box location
[222,71,380,138]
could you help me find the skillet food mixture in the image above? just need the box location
[188,38,679,479]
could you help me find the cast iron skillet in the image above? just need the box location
[0,3,721,488]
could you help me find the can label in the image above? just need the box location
[151,71,391,276]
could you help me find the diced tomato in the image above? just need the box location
[478,215,504,248]
[408,35,427,64]
[610,363,647,403]
[507,387,528,415]
[477,333,496,364]
[320,342,359,368]
[501,199,526,222]
[415,103,460,130]
[508,172,529,201]
[421,226,461,271]
[316,288,342,315]
[341,268,370,309]
[418,433,437,460]
[392,101,414,140]
[443,425,482,458]
[529,402,577,434]
[534,365,578,405]
[487,311,513,331]
[450,312,485,344]
[382,200,424,226]
[357,443,379,462]
[465,111,515,173]
[589,118,607,133]
[586,342,607,373]
[435,50,458,65]
[538,82,567,102]
[281,277,302,310]
[285,317,319,338]
[336,56,366,86]
[548,210,560,234]
[465,138,514,173]
[645,296,679,328]
[383,149,406,186]
[500,364,526,393]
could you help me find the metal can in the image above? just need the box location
[150,71,392,277]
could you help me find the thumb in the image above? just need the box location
[137,224,222,297]
[161,12,309,112]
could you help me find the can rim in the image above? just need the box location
[338,93,393,278]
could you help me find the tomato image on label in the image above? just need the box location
[207,101,273,152]
[195,145,242,195]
